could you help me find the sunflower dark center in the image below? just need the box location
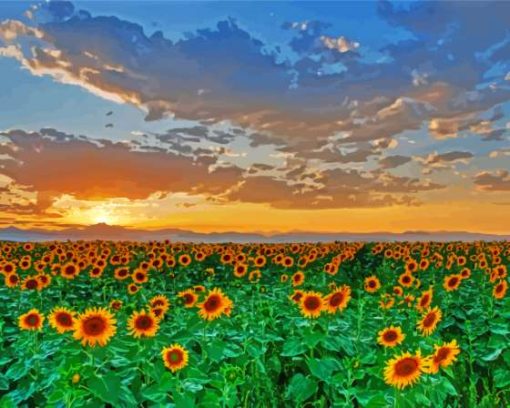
[26,279,38,289]
[26,314,39,326]
[329,293,344,307]
[204,295,221,312]
[394,357,418,376]
[135,315,153,330]
[383,330,398,342]
[57,313,73,326]
[304,296,320,310]
[423,313,436,328]
[83,316,107,336]
[168,350,183,363]
[64,266,75,275]
[434,347,450,363]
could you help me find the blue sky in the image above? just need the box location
[0,1,509,233]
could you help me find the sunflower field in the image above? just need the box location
[0,240,509,407]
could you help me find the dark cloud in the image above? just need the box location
[0,129,243,212]
[474,170,510,191]
[379,155,412,169]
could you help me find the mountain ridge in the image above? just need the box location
[0,224,508,243]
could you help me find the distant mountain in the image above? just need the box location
[0,224,508,243]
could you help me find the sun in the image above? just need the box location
[88,207,118,225]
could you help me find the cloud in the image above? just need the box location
[0,0,507,153]
[474,170,510,191]
[0,1,509,216]
[320,35,360,53]
[416,151,474,174]
[225,166,443,210]
[0,129,243,212]
[379,155,412,169]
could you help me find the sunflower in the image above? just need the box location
[291,271,305,287]
[2,261,16,275]
[416,287,433,312]
[73,307,117,347]
[178,289,198,308]
[21,275,41,291]
[289,289,304,304]
[198,288,230,321]
[323,285,351,313]
[253,255,266,268]
[493,280,508,300]
[151,306,165,320]
[37,273,52,289]
[393,286,404,297]
[283,256,294,268]
[178,254,192,267]
[150,295,170,313]
[280,274,289,283]
[384,351,426,389]
[61,262,80,279]
[299,291,324,318]
[379,294,395,309]
[443,274,462,292]
[132,268,148,284]
[233,263,248,278]
[425,340,460,374]
[128,310,159,338]
[460,268,471,279]
[128,283,140,295]
[364,276,381,293]
[398,273,414,288]
[49,307,76,334]
[112,267,129,280]
[248,269,261,283]
[109,299,123,311]
[417,307,442,336]
[161,344,189,372]
[377,326,405,348]
[89,266,104,278]
[19,309,44,331]
[5,272,20,288]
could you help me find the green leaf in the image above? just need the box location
[494,368,510,389]
[281,338,307,357]
[285,373,317,403]
[306,357,339,383]
[437,377,458,397]
[304,331,325,348]
[0,374,9,391]
[482,348,502,362]
[87,372,122,405]
[0,395,16,408]
[5,361,30,381]
[364,394,389,408]
[173,391,195,408]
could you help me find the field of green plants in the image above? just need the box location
[0,240,509,407]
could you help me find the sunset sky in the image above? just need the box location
[0,1,509,234]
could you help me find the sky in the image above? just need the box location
[0,0,509,234]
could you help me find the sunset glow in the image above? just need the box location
[0,1,508,235]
